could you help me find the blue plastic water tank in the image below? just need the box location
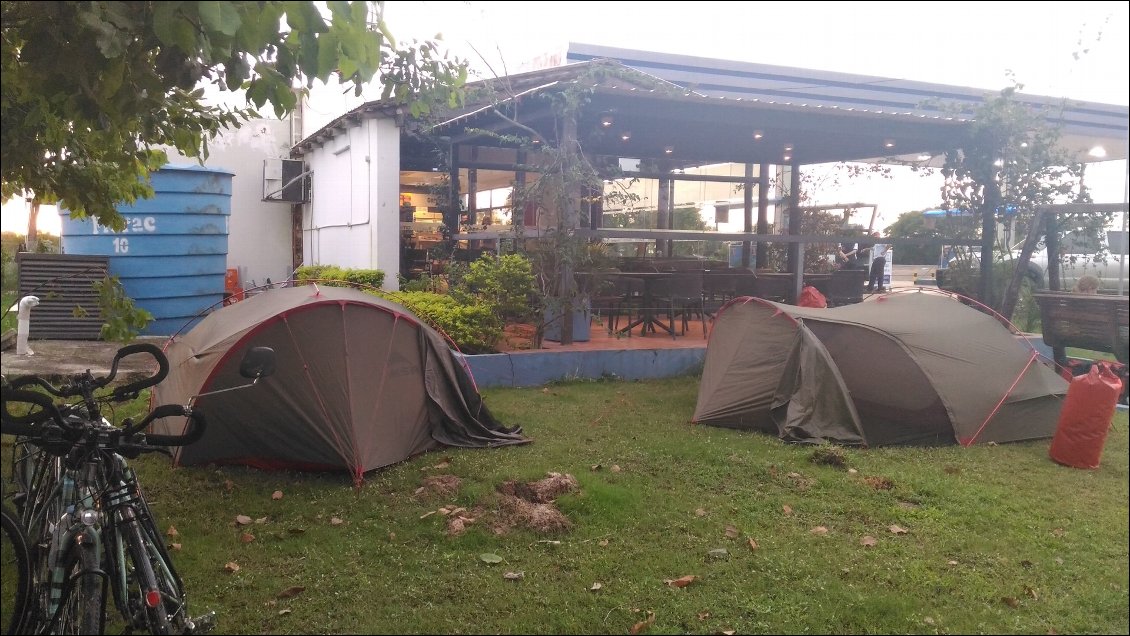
[60,165,234,336]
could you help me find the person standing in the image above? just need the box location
[866,232,891,292]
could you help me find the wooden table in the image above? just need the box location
[604,272,677,337]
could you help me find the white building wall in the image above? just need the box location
[163,118,294,289]
[302,116,401,290]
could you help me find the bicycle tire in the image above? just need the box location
[124,520,172,635]
[1,506,31,635]
[53,542,104,635]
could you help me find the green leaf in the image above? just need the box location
[315,32,340,78]
[478,553,503,564]
[197,1,241,37]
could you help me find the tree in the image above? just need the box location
[1,1,468,231]
[937,85,1108,317]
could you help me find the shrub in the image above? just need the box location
[295,265,384,289]
[451,253,538,322]
[383,290,502,354]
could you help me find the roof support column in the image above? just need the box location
[755,162,770,270]
[446,144,462,239]
[741,163,753,268]
[785,160,803,303]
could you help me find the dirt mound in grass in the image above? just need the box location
[492,472,579,534]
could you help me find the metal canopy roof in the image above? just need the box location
[567,42,1129,162]
[396,60,971,173]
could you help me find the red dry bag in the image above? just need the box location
[1048,362,1124,469]
[797,285,828,308]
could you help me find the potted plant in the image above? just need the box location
[525,235,617,344]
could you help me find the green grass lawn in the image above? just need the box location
[6,376,1125,634]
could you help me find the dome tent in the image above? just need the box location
[693,292,1067,446]
[151,284,528,483]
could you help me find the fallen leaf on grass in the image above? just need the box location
[598,539,609,547]
[724,525,739,539]
[810,526,829,536]
[420,510,437,519]
[329,517,344,526]
[860,536,877,548]
[277,586,305,599]
[240,532,255,543]
[169,543,181,551]
[271,490,284,500]
[223,562,240,573]
[1052,527,1066,537]
[610,465,622,473]
[166,526,179,537]
[255,516,268,524]
[1002,596,1020,608]
[590,582,602,591]
[747,538,759,551]
[665,575,698,588]
[234,515,252,526]
[479,553,503,564]
[695,508,707,517]
[630,611,655,634]
[1025,586,1039,600]
[782,505,793,516]
[697,611,711,620]
[889,524,908,535]
[503,571,524,581]
[278,608,292,616]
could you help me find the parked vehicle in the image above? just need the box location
[939,229,1129,293]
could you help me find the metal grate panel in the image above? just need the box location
[16,253,110,340]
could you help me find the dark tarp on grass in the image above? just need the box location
[151,285,528,482]
[693,292,1068,446]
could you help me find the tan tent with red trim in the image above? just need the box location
[151,285,528,482]
[693,292,1067,446]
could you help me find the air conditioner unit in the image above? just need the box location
[262,158,309,203]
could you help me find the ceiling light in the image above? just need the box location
[783,143,793,152]
[663,145,674,155]
[1088,145,1107,158]
[782,154,792,162]
[752,130,764,140]
[600,113,614,128]
[916,154,931,161]
[883,139,896,149]
[620,131,632,141]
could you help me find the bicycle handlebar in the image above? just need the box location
[137,406,206,447]
[107,342,169,400]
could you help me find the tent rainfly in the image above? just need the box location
[151,285,529,483]
[693,292,1068,446]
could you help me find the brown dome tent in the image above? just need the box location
[151,285,528,483]
[693,291,1068,446]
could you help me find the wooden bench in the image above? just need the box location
[1032,291,1129,366]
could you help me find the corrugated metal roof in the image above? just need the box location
[566,43,1128,143]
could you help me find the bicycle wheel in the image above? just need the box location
[123,519,174,635]
[1,506,31,635]
[52,542,104,635]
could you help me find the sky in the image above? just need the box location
[5,0,1127,235]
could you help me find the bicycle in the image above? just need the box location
[1,342,275,635]
[1,503,31,635]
